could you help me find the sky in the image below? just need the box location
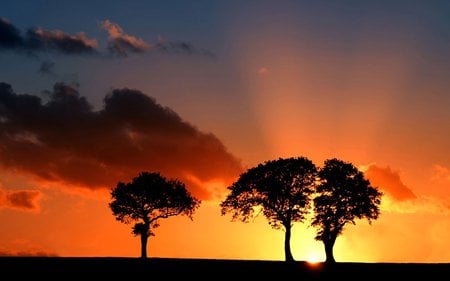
[0,0,449,262]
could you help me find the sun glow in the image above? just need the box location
[306,254,321,264]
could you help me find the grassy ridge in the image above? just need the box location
[0,257,449,278]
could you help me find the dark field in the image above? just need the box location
[0,257,449,278]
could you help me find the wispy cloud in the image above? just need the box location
[0,17,98,55]
[26,28,98,55]
[1,17,214,59]
[100,19,151,56]
[0,187,42,212]
[431,164,450,183]
[0,82,241,199]
[38,60,55,75]
[100,19,215,57]
[155,36,215,58]
[381,194,450,215]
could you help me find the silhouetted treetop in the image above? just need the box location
[312,158,382,263]
[221,156,317,262]
[111,172,199,221]
[110,172,200,258]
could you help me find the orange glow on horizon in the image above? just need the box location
[306,255,321,265]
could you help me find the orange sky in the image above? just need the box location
[0,1,449,262]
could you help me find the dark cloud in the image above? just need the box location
[25,28,98,55]
[156,39,215,58]
[38,60,55,75]
[0,82,242,199]
[0,188,41,211]
[365,165,417,201]
[0,18,98,55]
[0,17,24,48]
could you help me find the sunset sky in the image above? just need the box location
[1,0,449,262]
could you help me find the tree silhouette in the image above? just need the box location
[220,157,317,262]
[109,172,200,258]
[312,158,382,263]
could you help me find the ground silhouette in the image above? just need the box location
[0,257,448,278]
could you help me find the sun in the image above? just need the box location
[306,254,322,265]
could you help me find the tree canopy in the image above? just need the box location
[312,158,382,263]
[110,171,200,258]
[221,157,317,262]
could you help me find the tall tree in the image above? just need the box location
[221,157,317,262]
[109,172,200,258]
[312,158,382,263]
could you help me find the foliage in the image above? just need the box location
[312,158,382,262]
[221,157,316,228]
[110,171,200,257]
[221,157,317,261]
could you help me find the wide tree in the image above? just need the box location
[220,157,317,262]
[312,158,382,263]
[110,172,200,258]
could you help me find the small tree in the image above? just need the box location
[109,172,200,258]
[220,157,317,262]
[312,158,382,263]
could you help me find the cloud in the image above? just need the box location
[431,164,450,183]
[380,194,450,215]
[38,60,55,75]
[0,239,57,256]
[0,82,242,199]
[0,17,24,48]
[0,17,98,55]
[100,19,151,56]
[26,28,98,55]
[258,67,269,75]
[155,37,215,58]
[0,187,41,212]
[364,164,416,201]
[1,18,213,58]
[363,164,450,215]
[100,19,214,57]
[0,249,56,257]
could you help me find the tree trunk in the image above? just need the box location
[140,232,148,259]
[324,239,336,263]
[284,225,294,262]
